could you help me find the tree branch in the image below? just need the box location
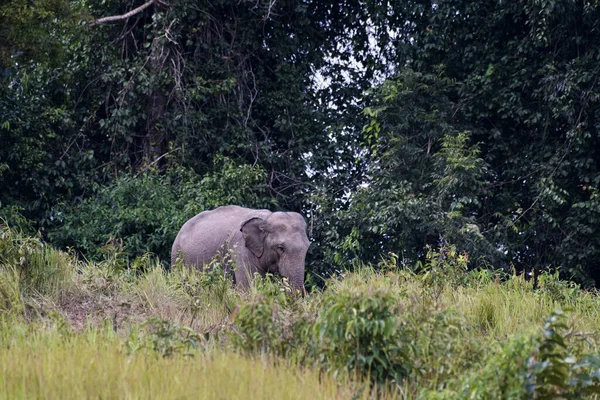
[88,0,157,26]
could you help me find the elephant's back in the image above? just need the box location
[183,205,253,231]
[173,205,270,266]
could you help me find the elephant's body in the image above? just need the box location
[171,206,309,293]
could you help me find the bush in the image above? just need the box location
[425,309,600,399]
[423,336,533,399]
[314,285,413,385]
[230,275,312,360]
[50,157,276,265]
[127,317,205,358]
[0,205,34,234]
[171,259,238,326]
[536,269,582,306]
[525,310,600,399]
[418,245,470,301]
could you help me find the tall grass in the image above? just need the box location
[0,226,74,317]
[2,227,600,398]
[0,322,382,400]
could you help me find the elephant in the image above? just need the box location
[171,205,310,295]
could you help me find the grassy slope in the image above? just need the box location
[1,227,600,399]
[0,328,363,400]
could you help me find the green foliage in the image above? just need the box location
[0,6,105,226]
[418,245,470,301]
[1,0,368,257]
[173,259,237,320]
[5,230,600,397]
[0,205,33,234]
[231,275,311,359]
[127,317,205,358]
[5,0,600,392]
[50,158,274,264]
[537,269,583,306]
[360,1,600,284]
[231,295,287,354]
[424,336,533,399]
[526,310,600,399]
[304,1,600,285]
[0,0,80,68]
[424,310,600,399]
[0,224,71,299]
[314,285,412,385]
[330,69,497,273]
[3,0,600,287]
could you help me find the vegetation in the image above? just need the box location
[2,226,600,398]
[1,0,600,284]
[3,0,600,397]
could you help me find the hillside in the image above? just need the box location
[2,226,600,399]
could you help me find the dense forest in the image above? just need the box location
[2,0,600,285]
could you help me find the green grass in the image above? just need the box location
[0,323,379,400]
[1,226,600,398]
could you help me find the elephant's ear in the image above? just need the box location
[241,217,267,258]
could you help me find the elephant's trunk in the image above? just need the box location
[290,271,307,297]
[281,256,306,296]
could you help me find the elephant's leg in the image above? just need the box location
[232,251,260,290]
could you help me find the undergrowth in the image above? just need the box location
[1,225,600,398]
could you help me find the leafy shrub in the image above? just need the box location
[231,276,312,359]
[314,286,413,385]
[429,310,600,399]
[231,295,286,354]
[536,269,582,306]
[525,310,600,399]
[0,205,34,234]
[418,245,469,301]
[406,300,477,390]
[423,336,533,399]
[310,267,478,388]
[51,157,275,265]
[172,259,237,323]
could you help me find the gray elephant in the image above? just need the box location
[171,205,310,295]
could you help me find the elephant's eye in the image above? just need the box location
[276,245,285,254]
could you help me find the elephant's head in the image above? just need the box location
[241,212,310,295]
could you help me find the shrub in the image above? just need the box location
[171,260,238,327]
[422,336,533,399]
[429,310,600,399]
[231,295,286,354]
[230,276,312,359]
[314,286,413,385]
[418,245,469,301]
[50,157,275,265]
[525,310,600,399]
[0,205,34,234]
[406,299,477,390]
[536,269,582,306]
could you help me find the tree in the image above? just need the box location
[344,1,600,285]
